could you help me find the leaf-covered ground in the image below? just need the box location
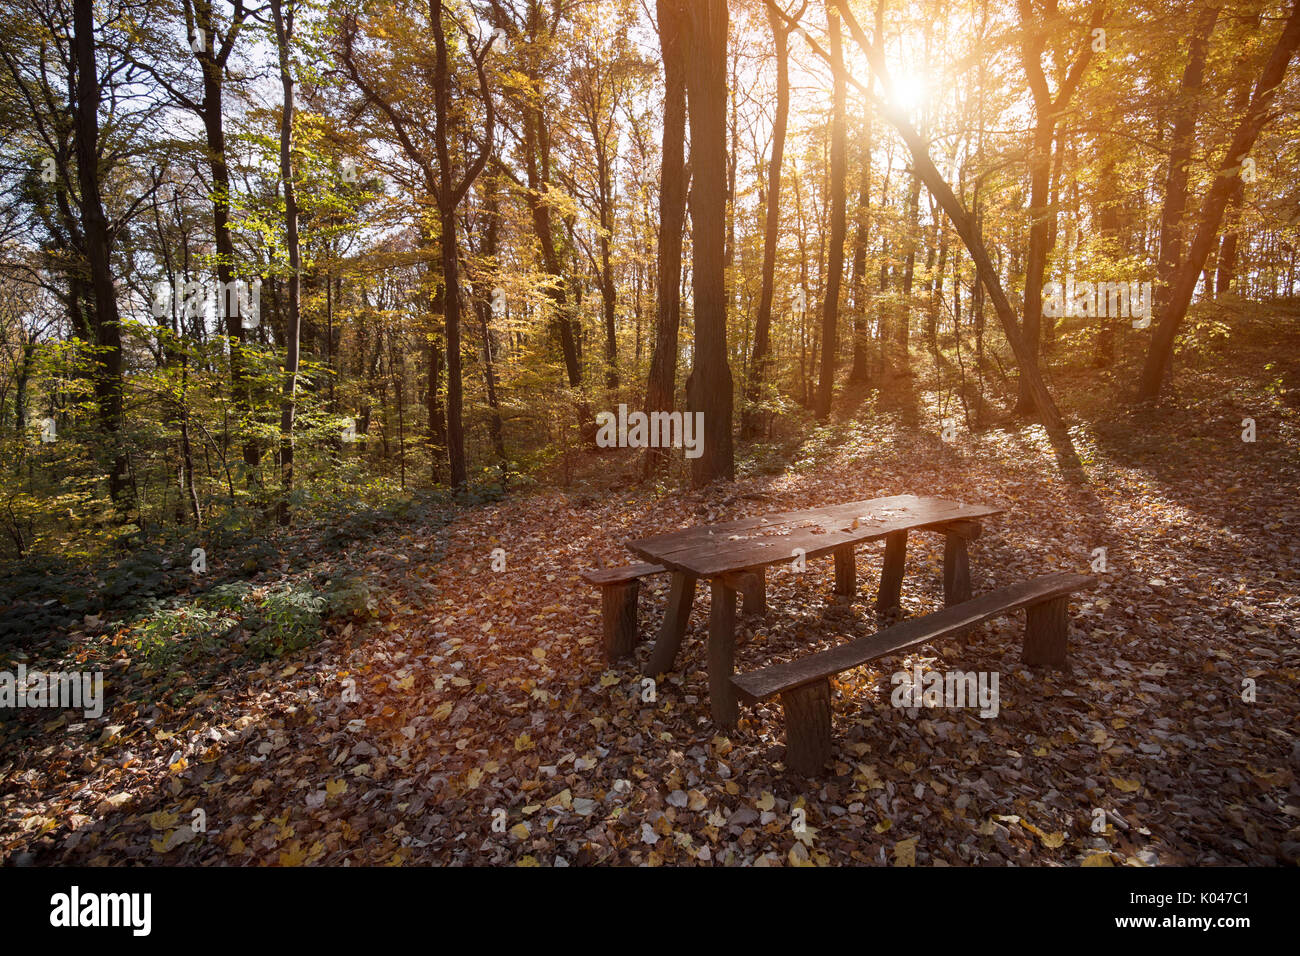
[3,340,1298,866]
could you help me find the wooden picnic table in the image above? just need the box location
[625,494,1004,725]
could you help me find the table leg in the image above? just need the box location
[943,532,972,607]
[741,567,767,617]
[643,571,696,676]
[708,579,738,726]
[877,529,908,614]
[833,545,856,598]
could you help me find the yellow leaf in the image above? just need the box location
[509,823,530,840]
[874,818,892,834]
[325,779,348,797]
[515,733,534,751]
[517,855,540,867]
[893,837,918,867]
[148,811,179,831]
[278,840,308,866]
[756,792,775,811]
[431,702,453,722]
[465,767,485,789]
[1081,852,1114,867]
[1111,777,1142,793]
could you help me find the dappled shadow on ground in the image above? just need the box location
[5,340,1298,866]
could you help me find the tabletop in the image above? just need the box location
[625,494,1003,579]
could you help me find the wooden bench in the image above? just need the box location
[730,572,1095,774]
[582,563,769,664]
[580,563,666,663]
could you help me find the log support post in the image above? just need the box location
[723,568,767,618]
[600,580,640,662]
[943,533,972,607]
[833,545,856,599]
[644,571,696,676]
[1023,595,1070,668]
[708,579,738,727]
[877,530,908,614]
[779,678,833,775]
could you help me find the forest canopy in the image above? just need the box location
[1,0,1298,557]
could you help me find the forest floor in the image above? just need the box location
[3,306,1299,866]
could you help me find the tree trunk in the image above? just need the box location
[833,0,1068,433]
[72,0,129,508]
[684,0,734,487]
[848,144,872,385]
[1139,0,1300,401]
[1154,3,1220,319]
[814,2,847,421]
[643,0,689,475]
[270,0,300,526]
[742,1,798,439]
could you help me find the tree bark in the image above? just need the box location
[829,0,1068,433]
[1139,0,1300,400]
[684,0,734,486]
[644,0,689,475]
[815,2,848,421]
[270,0,300,526]
[72,0,129,508]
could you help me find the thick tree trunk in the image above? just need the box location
[644,0,689,475]
[1154,4,1220,319]
[72,0,129,508]
[684,0,734,487]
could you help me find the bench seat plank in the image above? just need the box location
[732,572,1094,705]
[580,563,666,586]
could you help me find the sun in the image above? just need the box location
[891,69,927,112]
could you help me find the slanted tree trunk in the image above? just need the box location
[829,0,1067,433]
[1139,0,1300,401]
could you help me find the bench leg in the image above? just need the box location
[600,580,640,663]
[943,532,971,607]
[740,568,767,617]
[708,580,738,727]
[1023,595,1069,667]
[780,679,833,775]
[833,545,856,599]
[877,530,908,614]
[644,571,696,676]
